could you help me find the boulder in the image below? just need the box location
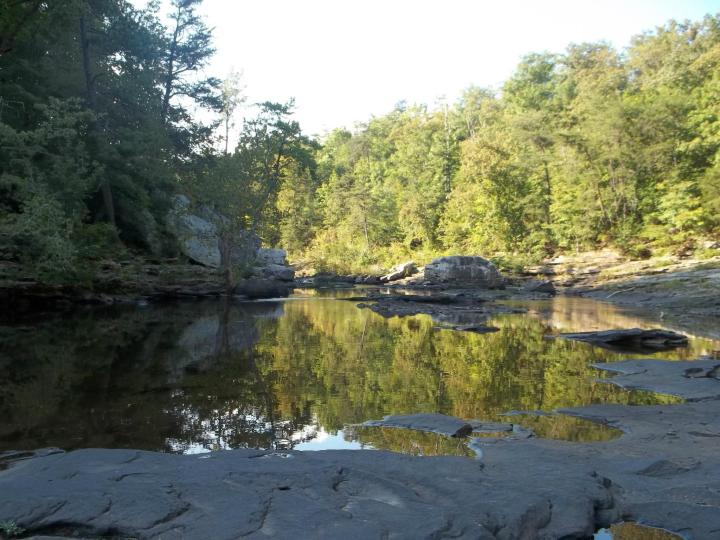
[524,279,556,294]
[168,195,221,267]
[424,256,503,287]
[168,196,291,279]
[380,261,418,283]
[257,248,287,266]
[234,278,293,299]
[261,263,295,282]
[230,232,262,266]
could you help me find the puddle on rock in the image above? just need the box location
[595,522,683,539]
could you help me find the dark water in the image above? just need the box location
[1,290,717,455]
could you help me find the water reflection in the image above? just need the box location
[0,294,717,454]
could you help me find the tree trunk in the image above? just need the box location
[0,0,43,56]
[219,231,234,296]
[80,13,116,227]
[161,10,181,124]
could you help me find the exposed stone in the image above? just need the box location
[593,358,720,401]
[557,328,688,353]
[4,394,720,539]
[257,248,287,266]
[523,280,555,294]
[261,263,295,282]
[380,261,418,283]
[168,195,221,267]
[424,256,503,287]
[234,279,293,300]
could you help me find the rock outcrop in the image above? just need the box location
[167,196,294,281]
[256,249,295,281]
[424,256,503,287]
[168,195,222,268]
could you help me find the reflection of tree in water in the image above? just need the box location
[0,296,715,453]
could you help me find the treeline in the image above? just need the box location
[2,3,719,280]
[275,15,720,272]
[0,0,312,283]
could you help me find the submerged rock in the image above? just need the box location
[424,256,503,287]
[557,328,688,353]
[362,413,473,438]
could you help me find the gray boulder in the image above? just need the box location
[261,263,295,281]
[524,279,556,294]
[380,261,418,283]
[168,197,291,279]
[257,248,287,266]
[424,256,503,287]
[168,195,221,267]
[234,278,293,299]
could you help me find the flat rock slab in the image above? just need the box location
[362,413,473,437]
[0,446,613,540]
[594,358,720,401]
[4,399,720,538]
[557,328,688,353]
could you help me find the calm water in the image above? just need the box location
[1,290,717,455]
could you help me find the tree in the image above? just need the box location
[191,101,313,291]
[219,69,246,155]
[160,0,220,129]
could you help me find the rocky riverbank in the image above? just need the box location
[1,357,718,539]
[0,260,294,313]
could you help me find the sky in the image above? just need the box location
[142,0,720,137]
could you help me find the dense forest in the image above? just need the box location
[1,1,719,281]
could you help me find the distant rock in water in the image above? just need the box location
[424,256,503,287]
[558,328,688,353]
[380,261,418,283]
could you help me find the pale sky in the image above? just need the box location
[141,0,720,137]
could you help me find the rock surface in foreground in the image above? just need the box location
[4,394,720,538]
[4,359,720,539]
[594,358,720,401]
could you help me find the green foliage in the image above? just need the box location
[290,15,720,273]
[1,5,719,280]
[0,0,224,281]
